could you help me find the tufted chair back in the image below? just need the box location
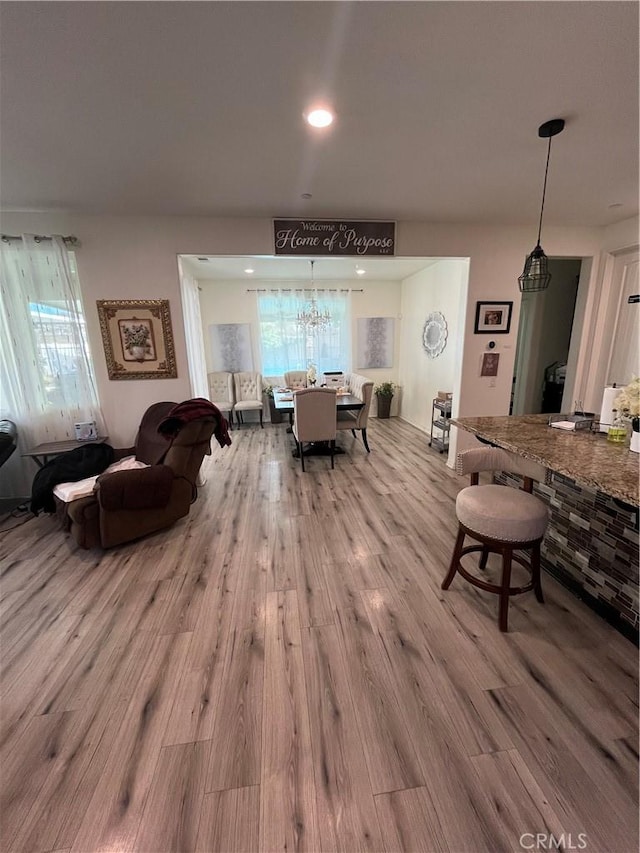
[232,372,264,428]
[284,370,308,390]
[208,372,234,409]
[234,372,262,402]
[342,373,374,429]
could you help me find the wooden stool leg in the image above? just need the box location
[499,547,513,632]
[442,527,465,589]
[531,541,544,603]
[479,546,490,571]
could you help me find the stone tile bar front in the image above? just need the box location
[452,415,639,640]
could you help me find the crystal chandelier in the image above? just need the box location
[297,260,331,330]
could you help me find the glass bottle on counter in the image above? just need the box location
[607,410,628,444]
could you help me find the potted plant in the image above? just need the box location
[264,384,283,424]
[374,381,397,419]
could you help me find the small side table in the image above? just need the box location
[22,436,109,468]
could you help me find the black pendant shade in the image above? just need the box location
[519,243,551,292]
[519,118,565,294]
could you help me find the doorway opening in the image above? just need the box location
[177,253,469,447]
[511,258,582,416]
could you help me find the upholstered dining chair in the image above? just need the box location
[336,374,374,452]
[232,372,264,428]
[292,387,337,472]
[207,371,234,428]
[284,370,307,390]
[441,446,551,631]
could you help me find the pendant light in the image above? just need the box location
[518,118,565,293]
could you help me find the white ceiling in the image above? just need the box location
[181,254,441,282]
[1,2,638,228]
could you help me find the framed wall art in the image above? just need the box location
[356,317,394,368]
[474,301,513,334]
[97,299,177,380]
[209,323,254,372]
[480,352,500,377]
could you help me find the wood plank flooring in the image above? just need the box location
[0,417,638,853]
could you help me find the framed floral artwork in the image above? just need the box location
[96,299,177,380]
[474,301,513,334]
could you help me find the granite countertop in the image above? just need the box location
[452,414,639,506]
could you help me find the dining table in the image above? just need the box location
[272,389,364,415]
[273,388,364,457]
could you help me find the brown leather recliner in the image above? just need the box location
[65,401,218,548]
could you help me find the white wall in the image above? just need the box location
[398,259,468,433]
[0,211,618,459]
[199,279,262,375]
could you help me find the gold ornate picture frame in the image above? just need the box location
[97,299,177,380]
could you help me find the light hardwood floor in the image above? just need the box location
[0,417,638,853]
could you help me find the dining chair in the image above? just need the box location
[284,370,308,389]
[292,387,337,472]
[232,372,264,428]
[336,374,374,452]
[207,371,235,428]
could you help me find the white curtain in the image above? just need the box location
[258,289,350,377]
[178,262,209,399]
[0,235,104,495]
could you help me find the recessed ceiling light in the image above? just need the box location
[306,108,334,128]
[244,268,254,274]
[356,268,366,275]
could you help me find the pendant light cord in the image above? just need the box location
[536,135,553,246]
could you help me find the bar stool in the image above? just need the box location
[441,447,550,631]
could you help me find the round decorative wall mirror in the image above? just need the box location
[422,311,448,358]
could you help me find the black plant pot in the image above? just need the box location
[376,395,392,419]
[268,397,283,424]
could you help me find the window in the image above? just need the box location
[0,237,103,453]
[258,290,350,377]
[29,297,93,408]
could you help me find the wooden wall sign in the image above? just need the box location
[273,219,395,256]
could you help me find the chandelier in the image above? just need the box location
[297,260,331,330]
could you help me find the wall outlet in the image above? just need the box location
[489,378,496,388]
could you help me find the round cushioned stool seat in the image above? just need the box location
[456,484,548,542]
